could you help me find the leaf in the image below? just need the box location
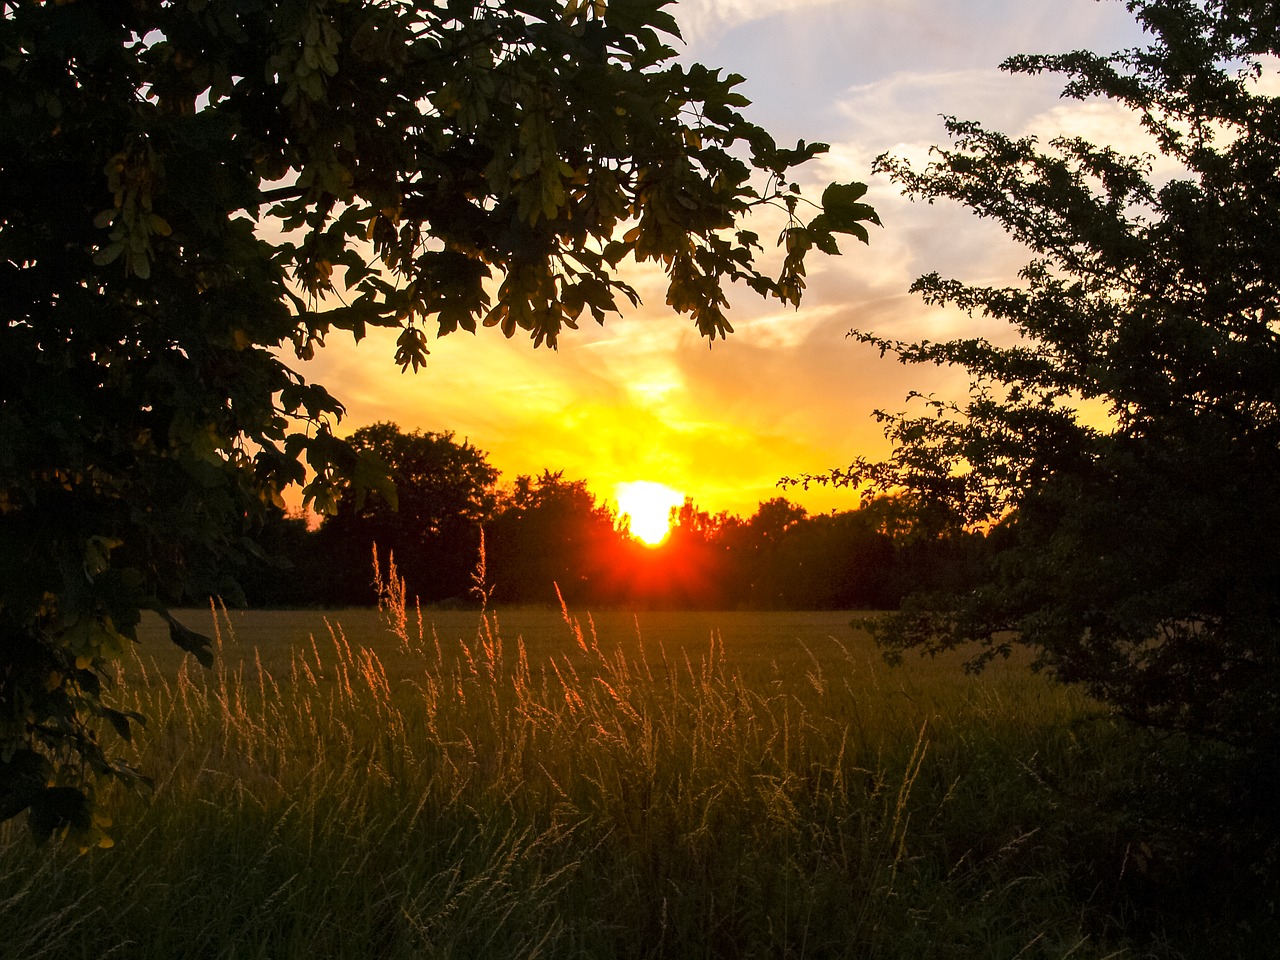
[842,221,869,244]
[813,230,842,256]
[92,243,124,266]
[393,326,429,372]
[820,182,879,238]
[352,449,398,512]
[0,751,50,822]
[27,787,92,842]
[83,536,123,579]
[161,612,213,668]
[822,181,868,206]
[101,707,142,743]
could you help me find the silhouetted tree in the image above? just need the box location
[767,511,898,609]
[486,471,622,605]
[735,498,808,606]
[817,1,1280,757]
[317,423,498,604]
[237,508,327,608]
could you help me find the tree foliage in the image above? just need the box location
[816,0,1280,753]
[486,470,622,605]
[0,0,876,845]
[316,423,498,604]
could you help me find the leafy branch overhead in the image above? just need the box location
[0,0,872,847]
[86,0,873,365]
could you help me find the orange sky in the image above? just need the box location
[288,0,1151,522]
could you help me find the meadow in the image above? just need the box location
[0,590,1252,959]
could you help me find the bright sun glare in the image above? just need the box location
[615,481,685,547]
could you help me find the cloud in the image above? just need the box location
[1252,55,1280,95]
[672,0,842,47]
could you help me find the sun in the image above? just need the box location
[615,481,685,547]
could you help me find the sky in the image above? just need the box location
[291,0,1152,521]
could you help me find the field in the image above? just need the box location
[0,599,1250,959]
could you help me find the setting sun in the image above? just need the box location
[615,481,685,546]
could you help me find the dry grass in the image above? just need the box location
[0,566,1179,960]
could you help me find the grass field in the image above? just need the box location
[0,594,1264,959]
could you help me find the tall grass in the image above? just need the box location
[0,565,1205,959]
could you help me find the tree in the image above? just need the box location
[236,506,324,608]
[732,497,806,607]
[316,423,498,604]
[814,0,1280,756]
[647,496,733,607]
[485,470,623,604]
[0,0,877,844]
[756,509,899,610]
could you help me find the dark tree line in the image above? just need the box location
[243,423,986,610]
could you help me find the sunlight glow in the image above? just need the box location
[616,481,685,546]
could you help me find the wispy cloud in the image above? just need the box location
[672,0,841,47]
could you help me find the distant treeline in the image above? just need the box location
[240,423,988,610]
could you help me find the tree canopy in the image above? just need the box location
[316,423,498,604]
[0,0,877,845]
[812,0,1280,755]
[485,469,622,605]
